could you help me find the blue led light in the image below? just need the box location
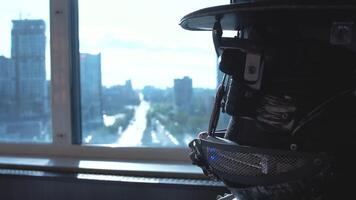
[208,147,217,162]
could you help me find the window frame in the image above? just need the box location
[0,0,193,164]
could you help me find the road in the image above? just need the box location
[115,93,181,147]
[116,99,150,146]
[149,119,180,146]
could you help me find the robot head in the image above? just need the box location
[180,0,356,199]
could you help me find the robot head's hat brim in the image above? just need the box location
[180,3,356,31]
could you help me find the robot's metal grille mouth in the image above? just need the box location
[193,137,325,186]
[205,146,307,177]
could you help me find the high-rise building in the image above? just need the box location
[11,19,47,118]
[174,76,193,108]
[80,53,103,126]
[0,56,16,119]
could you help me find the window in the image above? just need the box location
[0,0,230,165]
[0,0,52,143]
[78,0,229,147]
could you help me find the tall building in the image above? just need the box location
[174,76,193,108]
[80,53,103,126]
[11,19,47,118]
[0,56,16,119]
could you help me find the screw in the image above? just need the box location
[290,144,298,151]
[247,65,257,74]
[281,113,289,120]
[244,91,253,98]
[331,23,353,45]
[198,132,208,139]
[335,26,350,41]
[313,158,323,166]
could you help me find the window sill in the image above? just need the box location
[0,155,225,188]
[0,155,207,179]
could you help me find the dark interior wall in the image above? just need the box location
[0,174,228,200]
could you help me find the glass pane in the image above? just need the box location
[79,0,228,147]
[0,0,52,143]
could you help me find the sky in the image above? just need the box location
[0,0,227,89]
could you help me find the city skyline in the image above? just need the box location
[1,0,223,89]
[0,19,219,96]
[0,19,222,145]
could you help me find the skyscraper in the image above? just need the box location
[11,19,47,118]
[80,53,103,126]
[174,76,193,108]
[0,56,16,119]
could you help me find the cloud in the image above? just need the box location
[79,22,218,89]
[98,46,217,89]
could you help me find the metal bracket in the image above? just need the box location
[213,19,223,57]
[244,53,261,83]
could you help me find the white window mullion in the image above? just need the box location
[50,0,74,146]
